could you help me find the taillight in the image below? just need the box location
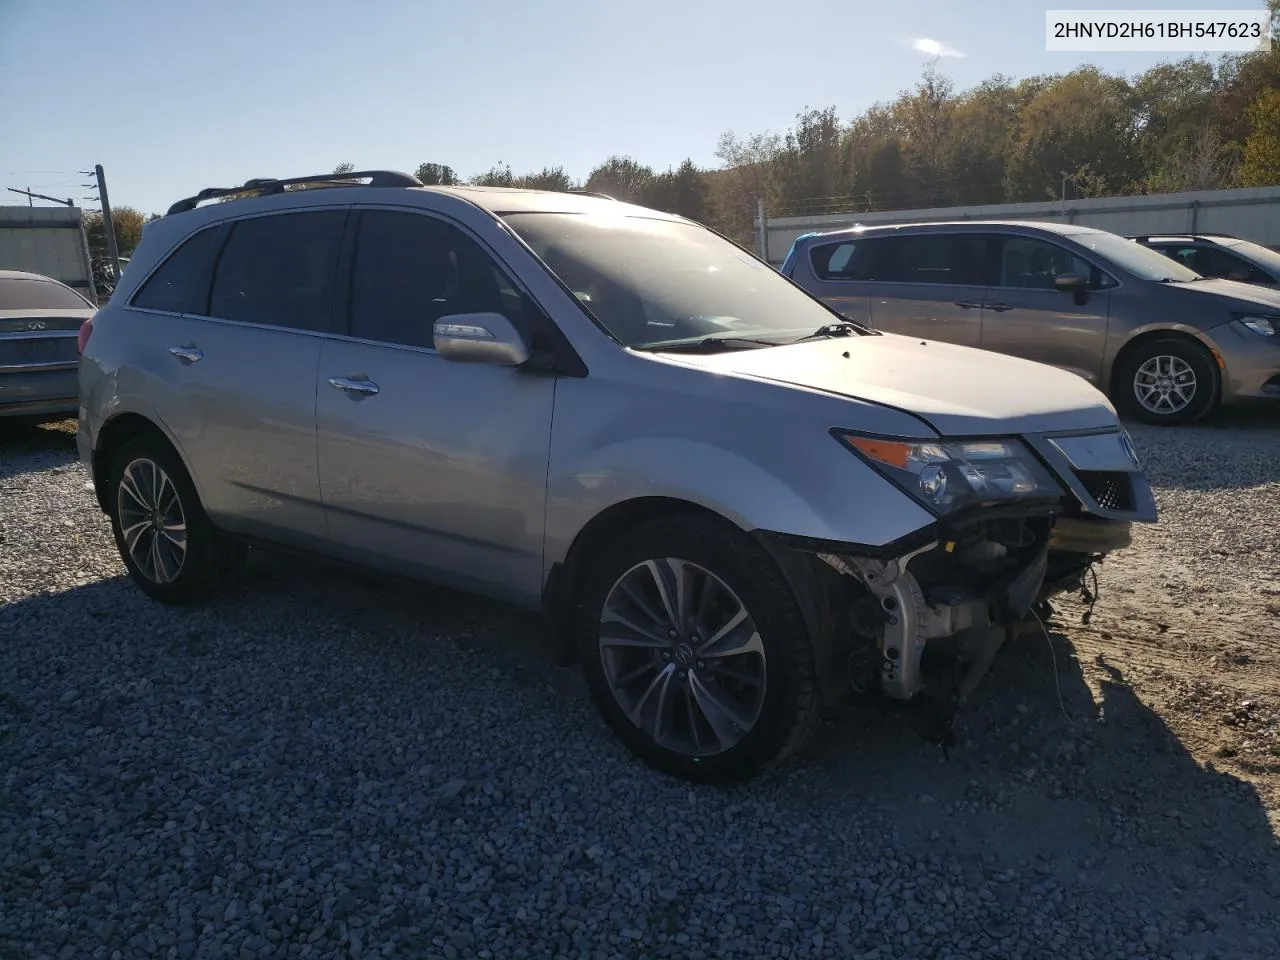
[77,317,94,355]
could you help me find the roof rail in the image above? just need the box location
[568,190,620,201]
[165,169,423,216]
[1128,232,1242,243]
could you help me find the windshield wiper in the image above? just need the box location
[789,320,871,342]
[637,336,780,354]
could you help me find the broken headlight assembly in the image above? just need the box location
[834,431,1063,516]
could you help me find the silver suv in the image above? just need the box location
[77,171,1157,783]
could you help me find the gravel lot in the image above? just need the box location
[3,411,1279,960]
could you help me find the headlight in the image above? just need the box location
[834,432,1063,515]
[1237,315,1278,337]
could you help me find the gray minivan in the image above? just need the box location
[781,221,1280,426]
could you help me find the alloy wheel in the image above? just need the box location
[117,457,188,584]
[1133,354,1197,415]
[598,558,767,757]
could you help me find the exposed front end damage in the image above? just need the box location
[782,428,1158,738]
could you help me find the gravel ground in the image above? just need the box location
[2,411,1279,960]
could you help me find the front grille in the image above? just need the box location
[1074,470,1134,512]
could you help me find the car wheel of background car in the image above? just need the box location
[1115,336,1219,426]
[577,515,820,784]
[107,434,245,604]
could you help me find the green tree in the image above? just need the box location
[774,106,848,214]
[415,162,460,185]
[585,155,654,203]
[1239,88,1280,185]
[513,166,575,191]
[1004,67,1140,200]
[470,163,515,187]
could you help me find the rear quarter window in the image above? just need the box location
[131,225,228,314]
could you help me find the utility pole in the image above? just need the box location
[6,187,74,207]
[93,164,121,280]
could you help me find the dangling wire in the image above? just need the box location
[1080,559,1101,625]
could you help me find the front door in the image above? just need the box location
[979,235,1113,386]
[861,233,988,347]
[315,208,554,607]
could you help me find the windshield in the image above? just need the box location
[1221,238,1280,274]
[1072,232,1201,282]
[501,212,850,349]
[0,277,92,311]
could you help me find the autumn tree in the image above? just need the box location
[1239,88,1280,185]
[84,205,146,259]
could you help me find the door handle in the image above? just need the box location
[954,299,982,310]
[328,376,380,397]
[988,302,1014,312]
[168,345,203,364]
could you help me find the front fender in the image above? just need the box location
[543,435,937,573]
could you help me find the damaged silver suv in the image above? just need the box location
[77,170,1158,783]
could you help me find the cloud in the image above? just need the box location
[910,37,967,58]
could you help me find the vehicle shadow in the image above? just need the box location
[0,419,79,482]
[3,551,1277,957]
[795,608,1280,954]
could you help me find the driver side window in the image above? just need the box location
[996,237,1113,290]
[348,210,533,350]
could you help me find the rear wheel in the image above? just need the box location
[577,516,820,784]
[1115,336,1219,426]
[107,434,244,604]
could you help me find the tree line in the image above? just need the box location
[92,15,1279,257]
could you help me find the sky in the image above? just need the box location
[0,0,1270,215]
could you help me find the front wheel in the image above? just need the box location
[1115,337,1219,426]
[577,516,820,784]
[107,434,244,604]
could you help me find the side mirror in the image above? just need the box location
[433,312,530,367]
[1053,273,1088,292]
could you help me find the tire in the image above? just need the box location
[106,434,245,604]
[1114,336,1219,426]
[576,515,821,784]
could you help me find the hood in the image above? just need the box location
[1159,277,1280,320]
[659,333,1119,437]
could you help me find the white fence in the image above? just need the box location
[760,185,1280,265]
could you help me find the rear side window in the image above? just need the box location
[208,211,347,332]
[131,225,226,314]
[809,241,871,281]
[869,235,987,286]
[0,277,91,310]
[348,210,532,349]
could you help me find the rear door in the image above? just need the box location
[862,233,988,347]
[979,234,1113,385]
[125,209,347,547]
[314,207,555,607]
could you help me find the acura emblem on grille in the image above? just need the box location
[26,320,47,331]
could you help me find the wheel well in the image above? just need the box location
[90,413,170,512]
[1108,330,1218,399]
[542,497,744,664]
